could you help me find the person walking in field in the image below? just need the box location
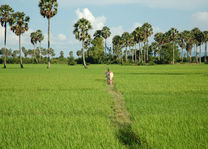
[106,68,114,85]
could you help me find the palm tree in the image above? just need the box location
[22,47,28,58]
[112,35,122,63]
[39,0,58,69]
[192,28,201,63]
[122,32,130,62]
[36,29,44,61]
[204,31,208,62]
[10,12,30,68]
[134,27,144,63]
[183,30,194,63]
[178,32,186,62]
[154,32,163,61]
[141,23,153,63]
[30,31,38,63]
[93,30,102,38]
[0,5,14,68]
[73,18,92,69]
[167,28,179,64]
[129,33,134,62]
[101,26,111,54]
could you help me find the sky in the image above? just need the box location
[0,0,208,57]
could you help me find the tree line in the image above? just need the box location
[1,1,208,69]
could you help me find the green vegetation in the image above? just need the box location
[0,64,208,148]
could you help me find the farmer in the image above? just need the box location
[105,68,114,85]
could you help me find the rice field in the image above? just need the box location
[0,64,207,148]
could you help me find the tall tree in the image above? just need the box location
[192,28,201,63]
[36,29,44,61]
[22,47,28,58]
[134,27,144,63]
[0,5,14,68]
[39,0,58,69]
[183,30,194,63]
[73,18,92,69]
[122,32,130,62]
[10,12,30,68]
[178,32,186,62]
[112,35,122,63]
[167,28,179,64]
[93,30,102,38]
[30,31,38,63]
[101,26,111,54]
[141,23,153,63]
[204,31,208,62]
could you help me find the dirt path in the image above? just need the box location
[108,84,150,149]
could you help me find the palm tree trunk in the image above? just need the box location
[125,46,127,62]
[34,45,37,63]
[4,23,7,69]
[132,46,134,62]
[159,46,161,61]
[147,41,149,62]
[189,48,192,63]
[205,42,207,62]
[82,42,87,69]
[182,49,184,63]
[47,18,51,69]
[172,42,175,64]
[195,45,198,63]
[19,35,23,68]
[121,48,123,65]
[199,44,201,64]
[134,44,137,63]
[144,42,146,63]
[105,39,106,55]
[39,42,42,62]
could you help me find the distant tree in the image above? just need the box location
[73,18,92,69]
[39,0,58,69]
[204,31,208,62]
[167,28,179,64]
[192,28,201,63]
[112,35,122,63]
[141,23,153,63]
[60,51,64,58]
[182,30,194,63]
[93,30,102,38]
[122,32,130,62]
[178,32,186,62]
[22,47,28,58]
[134,26,144,63]
[68,51,76,65]
[36,29,44,61]
[30,31,38,63]
[12,50,18,58]
[10,12,30,68]
[0,4,14,68]
[101,26,111,54]
[76,50,81,57]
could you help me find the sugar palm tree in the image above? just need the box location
[39,0,58,69]
[0,4,14,68]
[178,32,186,62]
[122,32,130,62]
[167,28,179,64]
[192,28,201,63]
[93,30,102,38]
[204,31,208,62]
[183,30,194,63]
[73,18,92,69]
[10,12,30,68]
[101,26,111,54]
[112,35,121,60]
[141,23,153,63]
[36,29,44,61]
[154,32,163,61]
[30,31,38,63]
[134,27,144,63]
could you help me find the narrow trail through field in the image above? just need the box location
[108,85,150,149]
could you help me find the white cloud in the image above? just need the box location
[75,8,106,33]
[58,34,67,41]
[60,0,208,10]
[191,12,208,30]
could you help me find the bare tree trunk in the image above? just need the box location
[182,49,184,63]
[39,42,42,62]
[195,45,198,63]
[199,44,201,64]
[205,42,207,62]
[125,46,127,62]
[131,46,134,62]
[82,42,87,69]
[159,45,161,61]
[134,44,137,64]
[3,24,6,68]
[172,42,175,64]
[189,48,192,63]
[47,18,51,69]
[34,44,37,63]
[121,48,123,65]
[144,42,146,63]
[19,35,23,68]
[147,41,149,62]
